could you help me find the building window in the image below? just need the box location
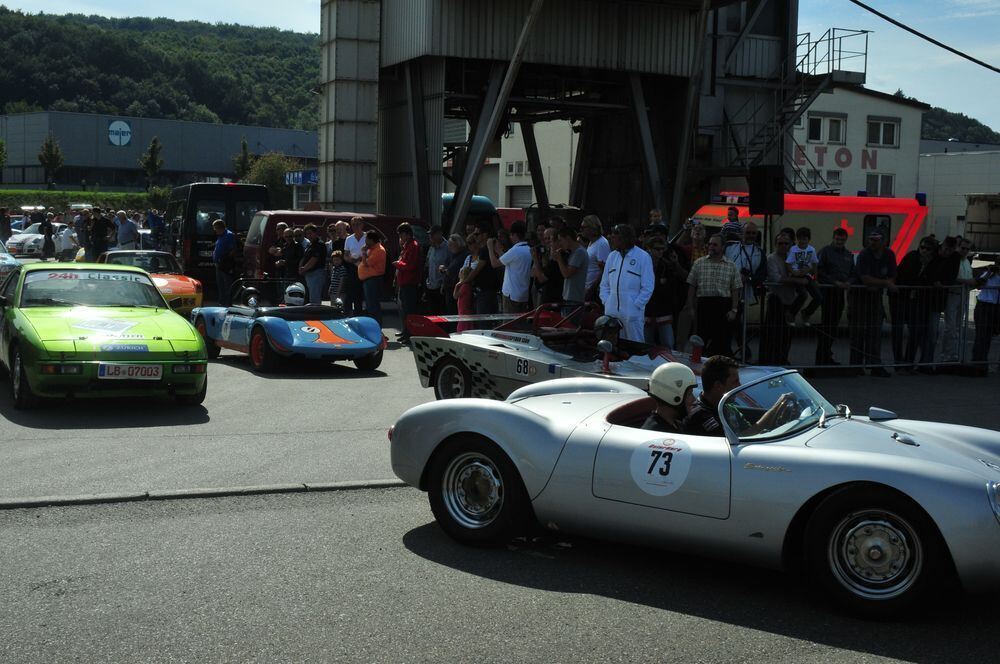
[866,173,895,197]
[794,115,803,128]
[515,161,524,176]
[867,120,899,147]
[827,118,844,144]
[807,117,823,142]
[826,170,842,186]
[806,169,820,187]
[505,162,515,176]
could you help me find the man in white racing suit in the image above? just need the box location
[599,224,654,342]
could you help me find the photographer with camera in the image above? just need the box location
[972,261,1000,369]
[530,226,563,306]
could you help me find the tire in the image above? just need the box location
[354,348,383,372]
[804,485,945,618]
[195,317,221,360]
[175,375,208,406]
[10,345,39,410]
[427,436,531,547]
[248,327,279,373]
[432,358,472,400]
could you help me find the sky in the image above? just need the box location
[8,0,1000,131]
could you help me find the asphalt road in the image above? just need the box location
[3,487,998,664]
[0,334,997,501]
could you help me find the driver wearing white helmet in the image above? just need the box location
[642,362,697,432]
[284,283,306,307]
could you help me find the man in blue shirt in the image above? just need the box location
[212,219,237,306]
[115,210,139,250]
[147,209,165,250]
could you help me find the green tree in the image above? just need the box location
[232,136,253,181]
[37,132,64,184]
[247,152,298,208]
[0,139,6,175]
[138,136,165,189]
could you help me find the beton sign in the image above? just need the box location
[793,145,879,169]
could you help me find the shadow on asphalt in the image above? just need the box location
[0,388,210,429]
[211,354,388,380]
[403,523,996,663]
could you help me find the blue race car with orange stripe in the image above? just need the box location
[191,298,386,373]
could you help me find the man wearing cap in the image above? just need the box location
[849,228,897,377]
[599,224,654,342]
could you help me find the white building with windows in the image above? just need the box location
[790,86,929,198]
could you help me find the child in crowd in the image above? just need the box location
[454,266,474,332]
[786,226,822,322]
[328,250,346,304]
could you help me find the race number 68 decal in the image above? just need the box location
[629,439,692,497]
[515,358,530,376]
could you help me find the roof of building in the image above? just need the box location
[832,85,932,111]
[921,139,1000,154]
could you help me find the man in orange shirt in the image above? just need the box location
[359,230,387,325]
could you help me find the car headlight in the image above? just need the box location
[989,482,1000,524]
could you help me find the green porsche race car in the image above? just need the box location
[0,264,208,409]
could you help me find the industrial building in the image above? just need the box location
[789,85,929,198]
[0,111,318,190]
[319,0,869,232]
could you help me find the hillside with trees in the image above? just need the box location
[893,90,1000,143]
[0,7,320,130]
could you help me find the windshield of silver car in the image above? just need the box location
[722,372,836,441]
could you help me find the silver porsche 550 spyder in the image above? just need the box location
[390,371,1000,617]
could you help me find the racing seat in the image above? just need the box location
[605,396,665,430]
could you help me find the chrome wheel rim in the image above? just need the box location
[828,510,922,600]
[12,351,21,400]
[436,365,466,399]
[441,452,504,529]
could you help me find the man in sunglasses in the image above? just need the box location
[849,228,897,377]
[599,224,654,342]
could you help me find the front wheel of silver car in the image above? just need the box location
[428,437,531,546]
[805,485,946,618]
[10,345,38,410]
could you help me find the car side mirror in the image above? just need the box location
[168,298,183,311]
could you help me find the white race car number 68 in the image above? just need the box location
[515,358,530,376]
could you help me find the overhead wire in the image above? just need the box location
[847,0,1000,75]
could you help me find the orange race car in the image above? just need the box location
[97,250,203,315]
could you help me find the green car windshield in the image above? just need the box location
[20,269,165,308]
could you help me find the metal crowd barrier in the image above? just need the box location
[735,283,1000,372]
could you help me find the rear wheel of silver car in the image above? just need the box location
[805,485,945,618]
[432,358,472,400]
[10,345,38,410]
[428,437,531,546]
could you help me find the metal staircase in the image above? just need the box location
[724,29,868,185]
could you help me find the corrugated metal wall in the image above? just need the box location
[319,0,381,212]
[381,0,701,76]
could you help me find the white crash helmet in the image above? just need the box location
[649,362,697,407]
[284,282,306,306]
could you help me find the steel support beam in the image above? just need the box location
[569,122,594,209]
[668,0,712,233]
[405,61,433,225]
[629,73,665,215]
[449,0,546,234]
[520,122,549,208]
